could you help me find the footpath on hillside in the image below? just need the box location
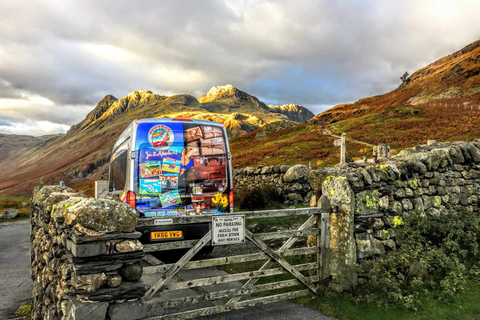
[322,127,375,148]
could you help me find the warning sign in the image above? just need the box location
[212,215,245,246]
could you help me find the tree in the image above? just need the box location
[400,72,409,83]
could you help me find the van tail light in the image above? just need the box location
[229,189,234,207]
[125,191,136,208]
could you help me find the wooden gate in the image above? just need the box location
[138,207,329,320]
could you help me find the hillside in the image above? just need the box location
[0,85,313,196]
[309,39,480,149]
[230,39,480,169]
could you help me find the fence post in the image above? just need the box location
[340,133,346,165]
[309,170,357,292]
[316,195,331,283]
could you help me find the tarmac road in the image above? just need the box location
[0,221,336,320]
[0,220,31,319]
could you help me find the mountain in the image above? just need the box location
[231,39,480,169]
[0,85,314,196]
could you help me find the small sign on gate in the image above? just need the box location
[212,215,245,246]
[333,139,341,147]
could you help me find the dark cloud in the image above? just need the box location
[0,0,479,135]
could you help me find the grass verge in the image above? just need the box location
[293,278,480,320]
[0,194,30,222]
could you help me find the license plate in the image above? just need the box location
[151,230,183,240]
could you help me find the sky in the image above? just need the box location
[0,0,479,136]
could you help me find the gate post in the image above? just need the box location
[309,170,357,292]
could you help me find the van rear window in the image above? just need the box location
[109,150,127,191]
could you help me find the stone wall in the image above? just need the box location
[31,185,146,320]
[233,164,313,203]
[309,140,480,288]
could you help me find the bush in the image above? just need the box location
[356,211,480,310]
[235,184,283,211]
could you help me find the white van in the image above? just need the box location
[108,118,234,243]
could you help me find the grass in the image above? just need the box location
[15,302,32,319]
[293,278,480,320]
[0,194,30,222]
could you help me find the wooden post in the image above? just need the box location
[95,180,108,199]
[315,195,331,290]
[340,133,346,165]
[377,143,390,160]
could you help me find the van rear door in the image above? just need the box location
[133,121,231,217]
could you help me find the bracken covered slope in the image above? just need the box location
[308,39,480,149]
[231,39,480,169]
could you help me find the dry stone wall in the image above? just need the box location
[309,140,480,279]
[31,185,146,320]
[233,164,313,203]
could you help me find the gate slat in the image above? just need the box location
[144,231,211,300]
[245,229,318,294]
[143,229,318,252]
[143,254,225,307]
[158,262,317,291]
[147,275,319,309]
[143,246,318,275]
[145,289,312,320]
[138,208,322,227]
[227,214,317,305]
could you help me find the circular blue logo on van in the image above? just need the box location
[148,125,174,150]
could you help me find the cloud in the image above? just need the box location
[0,119,70,136]
[0,0,479,134]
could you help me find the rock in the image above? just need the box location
[287,193,303,202]
[0,208,19,219]
[382,239,396,250]
[63,297,108,320]
[369,218,384,229]
[107,299,146,320]
[379,196,389,210]
[358,168,373,185]
[402,199,413,211]
[283,165,311,182]
[32,185,76,206]
[291,183,303,191]
[107,275,122,288]
[71,273,107,293]
[373,228,395,240]
[119,262,143,281]
[356,239,373,260]
[355,190,379,215]
[261,166,272,174]
[65,198,139,233]
[426,207,440,216]
[115,240,143,253]
[370,236,386,255]
[389,201,403,215]
[280,165,290,173]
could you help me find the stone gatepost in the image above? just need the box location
[309,169,357,292]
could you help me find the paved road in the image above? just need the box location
[198,301,336,320]
[0,220,31,319]
[0,221,335,320]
